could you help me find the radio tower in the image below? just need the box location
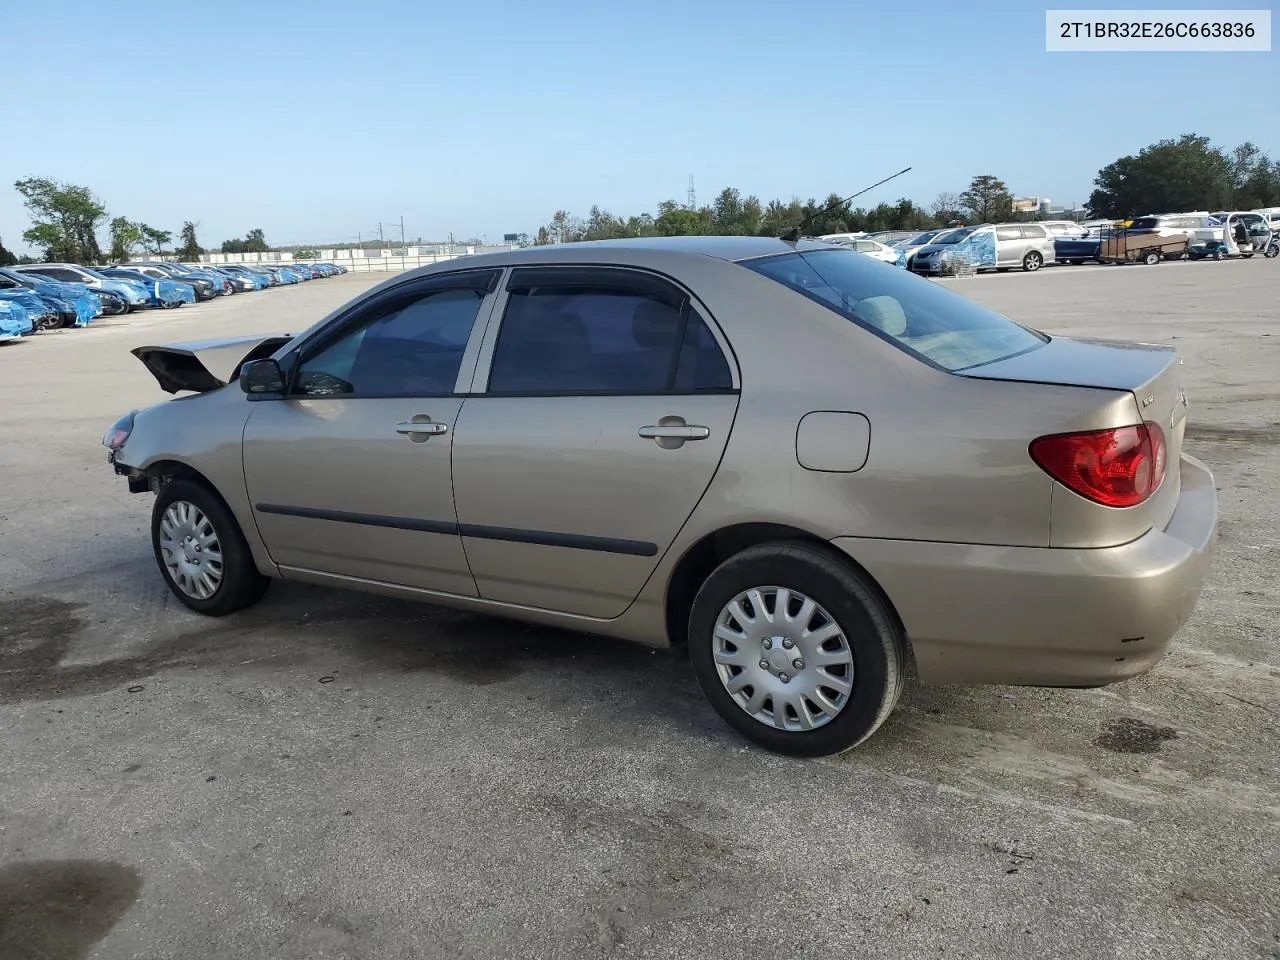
[687,175,696,210]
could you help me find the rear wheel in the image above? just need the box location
[1143,250,1162,265]
[151,480,270,616]
[687,542,906,756]
[1022,251,1043,272]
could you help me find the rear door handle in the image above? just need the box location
[639,417,710,449]
[639,425,710,440]
[395,417,448,442]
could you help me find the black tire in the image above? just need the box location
[1143,250,1161,266]
[1022,251,1043,272]
[1266,244,1279,259]
[151,479,270,616]
[687,541,906,757]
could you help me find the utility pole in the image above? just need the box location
[400,216,405,245]
[687,175,696,210]
[378,223,384,244]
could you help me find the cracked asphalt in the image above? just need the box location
[0,262,1276,959]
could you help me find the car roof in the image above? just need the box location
[434,235,840,267]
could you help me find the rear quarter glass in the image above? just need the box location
[744,249,1047,372]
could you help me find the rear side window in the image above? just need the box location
[744,249,1047,373]
[1021,225,1048,238]
[488,283,732,394]
[996,226,1022,241]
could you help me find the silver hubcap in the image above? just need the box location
[712,586,855,732]
[159,501,224,600]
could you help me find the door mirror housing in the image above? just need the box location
[241,358,286,396]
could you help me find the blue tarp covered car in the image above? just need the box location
[0,299,33,339]
[0,269,101,327]
[0,288,60,331]
[99,269,197,308]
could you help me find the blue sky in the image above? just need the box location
[2,0,1276,251]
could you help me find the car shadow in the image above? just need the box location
[0,860,143,960]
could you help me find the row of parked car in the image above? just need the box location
[0,259,348,341]
[819,208,1280,275]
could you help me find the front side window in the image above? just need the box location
[487,282,732,394]
[745,249,1047,373]
[293,285,486,397]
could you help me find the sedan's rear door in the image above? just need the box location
[450,265,740,619]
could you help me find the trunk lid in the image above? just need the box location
[132,333,293,394]
[959,336,1188,546]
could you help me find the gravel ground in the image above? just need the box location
[0,261,1276,960]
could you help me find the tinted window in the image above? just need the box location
[1021,224,1048,238]
[488,285,731,394]
[294,286,485,397]
[996,226,1022,241]
[745,249,1047,373]
[934,228,972,244]
[1129,217,1160,229]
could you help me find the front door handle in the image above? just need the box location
[396,416,448,443]
[639,417,710,450]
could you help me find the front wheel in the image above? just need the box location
[1143,250,1162,266]
[1022,251,1043,272]
[687,542,906,757]
[1266,244,1279,259]
[152,480,270,616]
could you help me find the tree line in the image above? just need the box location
[530,133,1280,244]
[5,133,1278,264]
[4,177,272,265]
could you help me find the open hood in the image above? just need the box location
[132,333,294,394]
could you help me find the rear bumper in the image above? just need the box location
[833,453,1218,688]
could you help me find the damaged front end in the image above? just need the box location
[130,333,295,394]
[105,332,295,493]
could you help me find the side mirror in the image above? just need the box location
[240,358,286,396]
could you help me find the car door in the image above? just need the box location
[450,264,740,619]
[995,225,1024,265]
[241,268,500,596]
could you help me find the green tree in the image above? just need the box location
[244,228,269,253]
[108,217,144,262]
[1228,143,1280,209]
[221,228,271,254]
[0,237,16,266]
[1087,134,1234,218]
[960,175,1013,223]
[294,248,319,259]
[177,221,203,261]
[14,176,107,263]
[138,224,172,255]
[581,206,628,241]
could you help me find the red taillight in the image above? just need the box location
[1029,421,1167,508]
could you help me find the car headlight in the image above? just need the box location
[103,410,137,452]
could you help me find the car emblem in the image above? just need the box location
[1141,394,1155,407]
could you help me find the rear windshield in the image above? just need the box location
[743,249,1048,372]
[1128,217,1160,229]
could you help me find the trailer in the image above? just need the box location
[1096,228,1189,265]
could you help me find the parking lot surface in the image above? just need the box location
[1,262,1276,960]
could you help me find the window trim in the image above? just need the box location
[281,268,501,400]
[469,264,740,398]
